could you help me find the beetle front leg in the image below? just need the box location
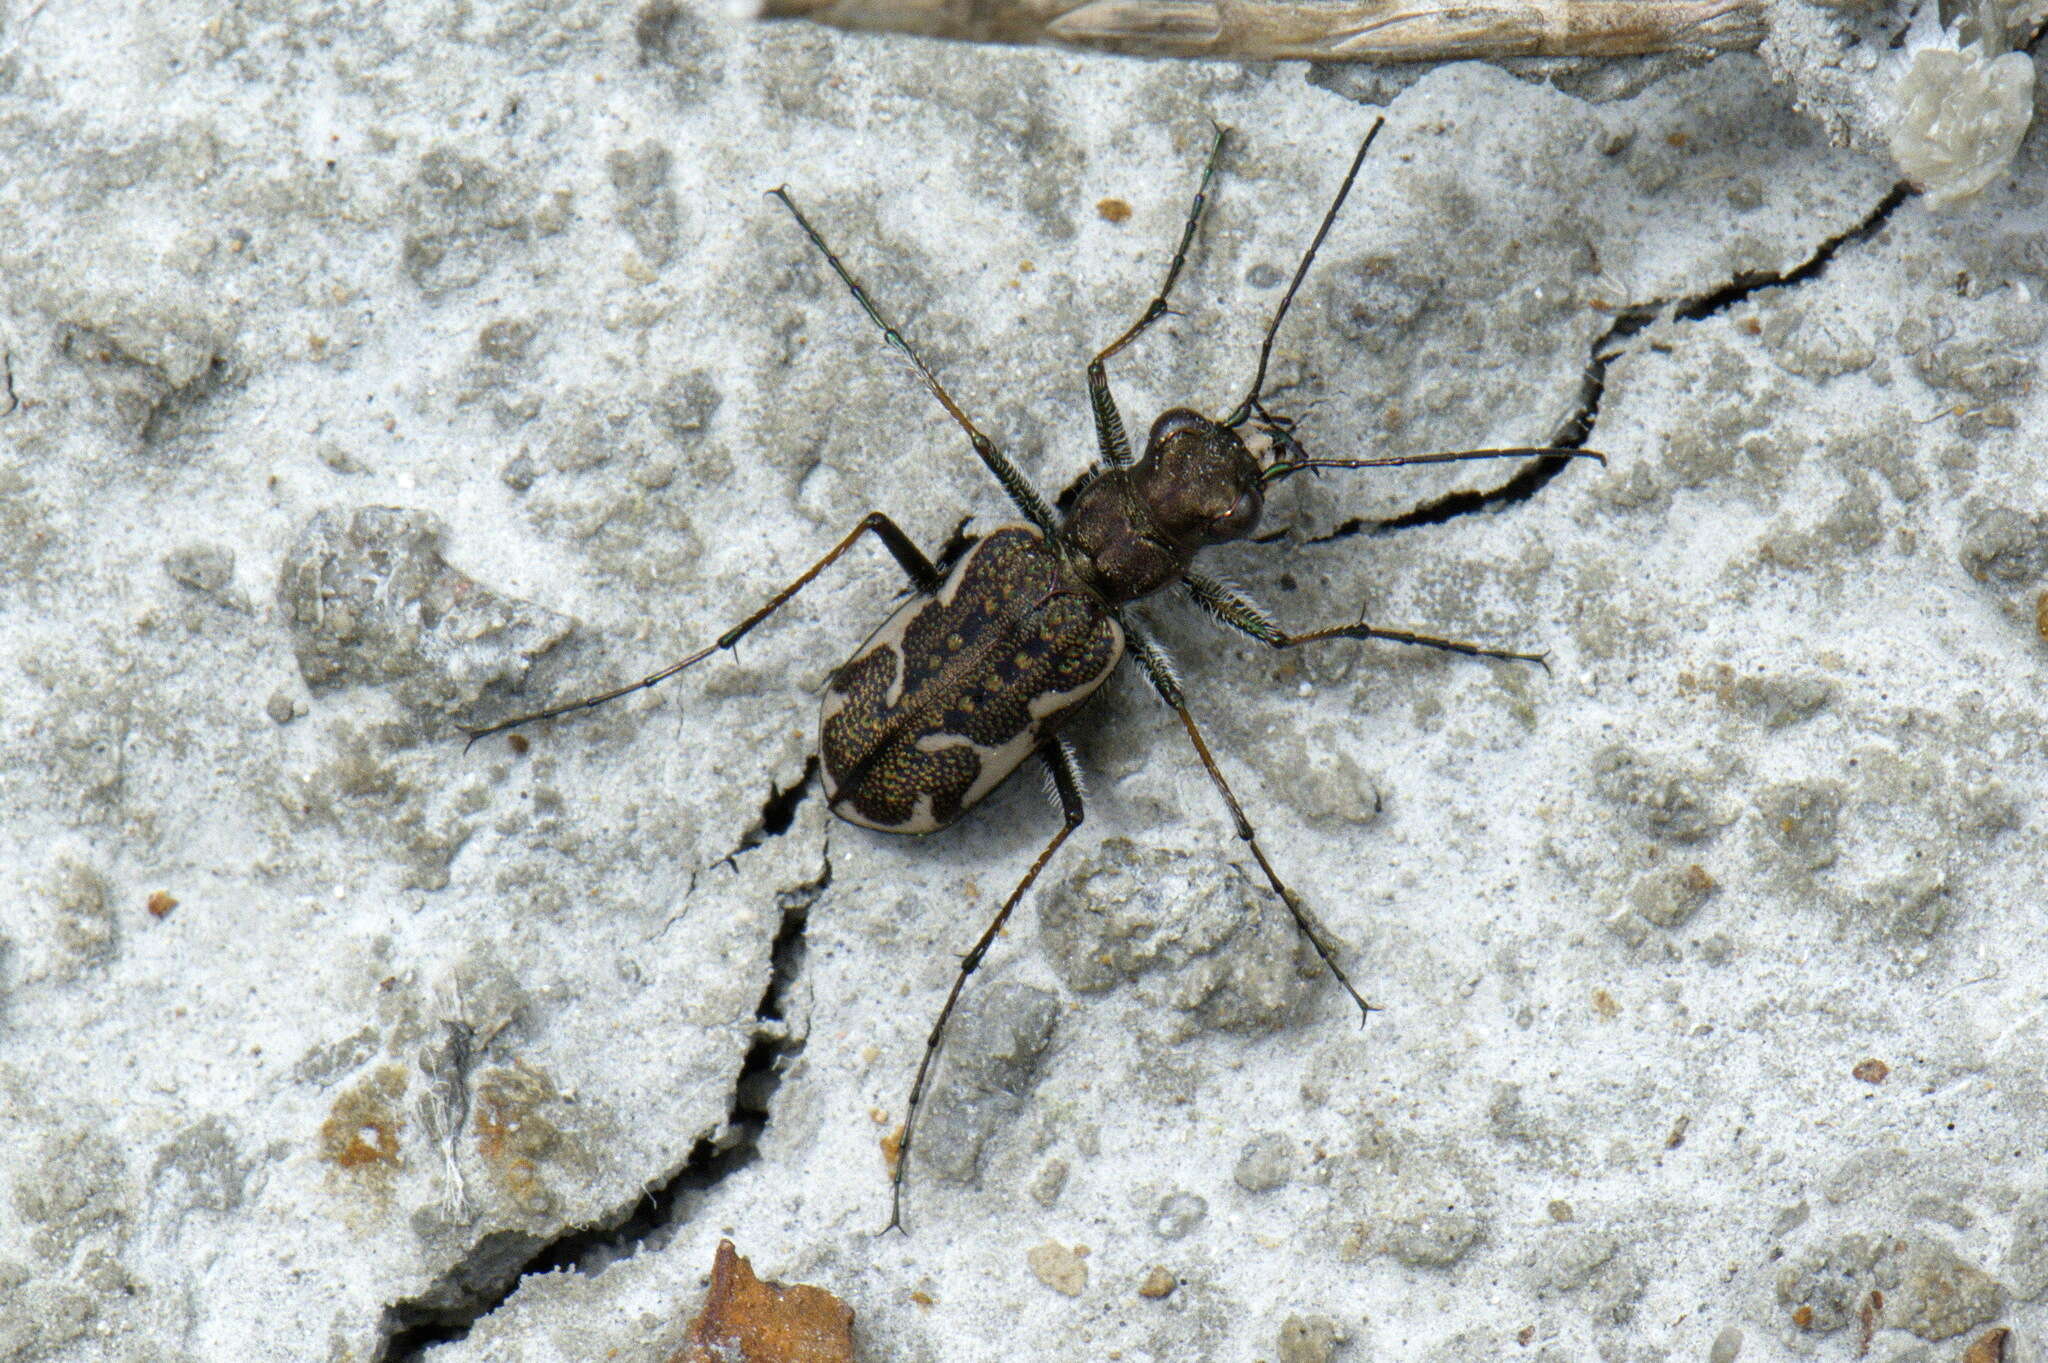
[1087,123,1228,469]
[772,189,1065,539]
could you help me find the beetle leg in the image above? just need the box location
[1182,569,1548,670]
[1121,622,1376,1024]
[1086,123,1228,470]
[463,512,940,745]
[1224,116,1384,430]
[1260,446,1605,485]
[771,188,1062,539]
[887,741,1085,1234]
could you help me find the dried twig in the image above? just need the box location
[759,0,1764,62]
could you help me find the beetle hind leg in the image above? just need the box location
[886,741,1085,1234]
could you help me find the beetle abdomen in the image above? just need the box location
[820,524,1124,834]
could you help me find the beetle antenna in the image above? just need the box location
[1225,116,1385,431]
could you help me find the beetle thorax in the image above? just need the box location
[1062,408,1265,606]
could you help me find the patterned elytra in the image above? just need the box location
[821,524,1125,833]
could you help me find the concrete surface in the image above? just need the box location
[1,2,2045,1361]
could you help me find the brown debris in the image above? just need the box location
[1136,1266,1176,1299]
[1853,1058,1890,1084]
[1027,1239,1089,1296]
[1856,1289,1881,1356]
[474,1062,564,1216]
[146,890,178,918]
[319,1065,407,1172]
[1962,1327,2010,1363]
[673,1240,855,1363]
[1096,198,1132,224]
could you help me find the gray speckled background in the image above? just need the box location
[2,2,2045,1361]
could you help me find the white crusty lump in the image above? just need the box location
[1887,0,2037,208]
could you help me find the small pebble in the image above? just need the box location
[1136,1266,1176,1299]
[163,543,234,593]
[1029,1159,1069,1208]
[1026,1240,1087,1297]
[1234,1132,1297,1192]
[1962,1326,2010,1363]
[1276,1314,1342,1363]
[1153,1191,1207,1239]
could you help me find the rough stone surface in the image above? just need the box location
[1880,1236,2006,1342]
[4,5,2048,1362]
[914,981,1060,1184]
[1038,837,1316,1037]
[280,505,574,718]
[2008,1190,2048,1302]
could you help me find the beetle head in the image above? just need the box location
[1135,408,1264,547]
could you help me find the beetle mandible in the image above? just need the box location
[467,117,1604,1230]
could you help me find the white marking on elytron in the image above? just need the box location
[832,787,942,836]
[859,598,920,711]
[820,741,843,804]
[832,523,1043,713]
[911,613,1125,818]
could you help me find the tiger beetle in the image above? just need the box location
[466,117,1604,1231]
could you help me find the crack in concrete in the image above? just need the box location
[1307,181,1914,545]
[720,755,820,867]
[374,854,830,1360]
[1666,181,1912,326]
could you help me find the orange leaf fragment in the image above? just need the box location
[672,1240,855,1363]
